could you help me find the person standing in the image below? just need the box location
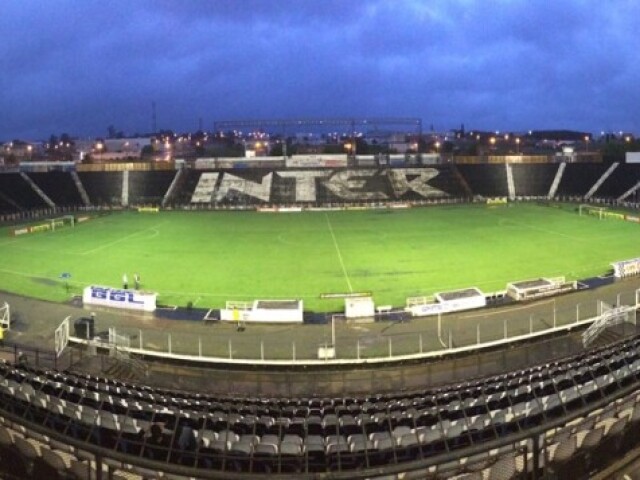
[134,273,140,290]
[123,273,128,289]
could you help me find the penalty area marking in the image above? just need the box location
[324,213,353,293]
[81,222,166,255]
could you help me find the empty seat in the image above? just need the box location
[485,454,517,480]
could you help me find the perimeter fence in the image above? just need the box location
[67,289,640,367]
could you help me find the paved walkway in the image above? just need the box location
[1,277,639,396]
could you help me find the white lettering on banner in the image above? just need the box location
[192,168,452,203]
[191,172,219,203]
[216,173,273,202]
[612,258,640,278]
[83,286,156,312]
[388,168,445,198]
[408,296,486,317]
[277,171,328,202]
[322,170,388,200]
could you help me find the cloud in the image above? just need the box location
[1,0,639,140]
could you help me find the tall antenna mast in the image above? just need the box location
[152,101,157,134]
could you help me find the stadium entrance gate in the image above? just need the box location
[54,316,70,358]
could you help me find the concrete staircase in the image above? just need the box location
[20,172,55,208]
[451,164,473,197]
[548,162,566,199]
[584,162,618,199]
[122,170,129,207]
[618,180,640,202]
[71,171,91,206]
[505,163,515,199]
[0,191,23,211]
[162,168,184,207]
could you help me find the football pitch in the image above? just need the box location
[0,203,639,312]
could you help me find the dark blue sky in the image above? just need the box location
[2,0,639,140]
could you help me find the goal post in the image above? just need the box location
[579,204,606,219]
[51,215,75,231]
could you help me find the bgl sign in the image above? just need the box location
[90,287,143,304]
[83,285,157,312]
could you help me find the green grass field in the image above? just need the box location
[0,203,639,311]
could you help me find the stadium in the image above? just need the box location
[2,155,640,480]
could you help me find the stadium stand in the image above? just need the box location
[454,165,509,197]
[128,171,176,206]
[76,172,123,206]
[554,163,611,197]
[510,164,558,197]
[2,329,640,478]
[0,173,49,212]
[28,172,84,207]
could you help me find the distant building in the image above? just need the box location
[76,137,152,161]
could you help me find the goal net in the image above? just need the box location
[50,215,75,230]
[579,204,607,219]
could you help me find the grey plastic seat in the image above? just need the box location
[0,425,13,448]
[282,434,303,447]
[280,442,302,456]
[41,447,68,474]
[70,459,95,480]
[486,454,517,480]
[255,442,278,455]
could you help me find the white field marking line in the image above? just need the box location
[159,289,324,299]
[0,267,49,280]
[10,245,79,256]
[459,299,556,319]
[0,267,83,287]
[81,222,166,255]
[325,213,353,293]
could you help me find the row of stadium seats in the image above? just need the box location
[3,385,640,480]
[2,331,640,476]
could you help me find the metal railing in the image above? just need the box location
[68,294,640,368]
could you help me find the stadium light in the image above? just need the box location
[95,142,104,161]
[584,135,590,152]
[515,137,520,154]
